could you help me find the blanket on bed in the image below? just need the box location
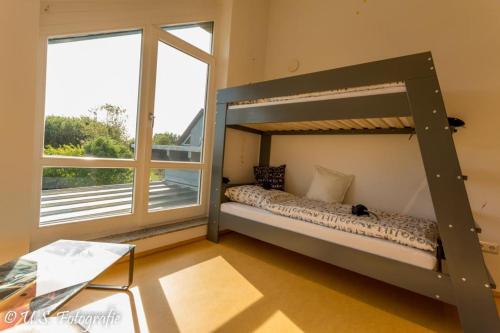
[225,185,438,252]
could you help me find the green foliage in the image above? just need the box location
[88,104,129,143]
[44,144,84,157]
[42,137,133,190]
[44,104,130,149]
[42,103,184,189]
[83,136,133,159]
[153,132,180,145]
[43,104,135,189]
[43,167,92,189]
[42,167,133,190]
[150,169,164,182]
[44,116,89,148]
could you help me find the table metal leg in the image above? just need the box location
[87,247,135,291]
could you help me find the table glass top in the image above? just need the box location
[0,240,132,329]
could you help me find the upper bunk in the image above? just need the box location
[217,52,441,136]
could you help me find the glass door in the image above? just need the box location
[143,27,214,225]
[34,24,215,244]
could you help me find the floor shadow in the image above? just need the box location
[215,232,462,332]
[62,241,221,333]
[59,234,467,332]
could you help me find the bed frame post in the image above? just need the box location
[259,134,272,166]
[406,71,499,332]
[208,102,228,242]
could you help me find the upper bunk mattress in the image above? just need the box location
[228,82,407,109]
[221,202,437,270]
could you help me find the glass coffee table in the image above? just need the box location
[0,240,134,330]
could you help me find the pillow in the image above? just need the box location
[305,165,353,204]
[225,185,294,208]
[253,165,286,191]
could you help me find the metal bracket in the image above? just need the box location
[87,247,135,291]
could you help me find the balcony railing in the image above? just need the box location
[40,181,198,225]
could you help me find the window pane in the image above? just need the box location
[44,30,142,160]
[163,22,213,54]
[149,169,200,211]
[152,42,208,162]
[41,167,134,225]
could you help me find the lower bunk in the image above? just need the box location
[219,208,455,304]
[222,202,437,270]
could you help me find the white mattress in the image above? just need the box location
[221,202,437,270]
[228,82,406,109]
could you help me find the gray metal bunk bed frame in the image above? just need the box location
[207,51,499,332]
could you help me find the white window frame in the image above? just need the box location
[142,26,215,225]
[32,22,216,245]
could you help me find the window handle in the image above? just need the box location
[149,113,155,128]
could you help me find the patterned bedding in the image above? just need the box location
[225,185,295,209]
[225,185,438,252]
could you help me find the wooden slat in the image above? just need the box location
[399,117,413,127]
[351,119,374,129]
[235,116,416,133]
[365,118,386,128]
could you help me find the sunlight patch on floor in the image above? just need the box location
[129,286,150,333]
[254,310,304,333]
[159,256,263,333]
[68,292,136,333]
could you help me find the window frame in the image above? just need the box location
[32,22,216,244]
[143,27,215,225]
[162,21,214,54]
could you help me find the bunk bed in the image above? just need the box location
[208,52,499,332]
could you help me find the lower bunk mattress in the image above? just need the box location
[221,202,438,270]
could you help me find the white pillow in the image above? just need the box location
[305,165,354,203]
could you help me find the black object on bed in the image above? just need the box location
[351,204,380,220]
[207,52,499,332]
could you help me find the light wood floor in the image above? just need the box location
[58,232,499,333]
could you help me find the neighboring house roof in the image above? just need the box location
[177,108,204,145]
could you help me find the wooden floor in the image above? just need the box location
[57,232,499,333]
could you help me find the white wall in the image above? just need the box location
[262,0,500,280]
[39,0,218,29]
[222,0,270,184]
[0,0,40,262]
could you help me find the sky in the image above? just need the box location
[45,27,211,141]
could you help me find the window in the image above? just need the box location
[39,23,214,230]
[152,41,208,163]
[44,31,142,160]
[148,25,213,214]
[41,30,142,225]
[163,22,213,54]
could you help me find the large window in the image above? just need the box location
[39,23,214,228]
[44,31,142,160]
[41,30,142,224]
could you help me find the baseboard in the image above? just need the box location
[133,235,206,259]
[112,224,208,263]
[116,229,232,263]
